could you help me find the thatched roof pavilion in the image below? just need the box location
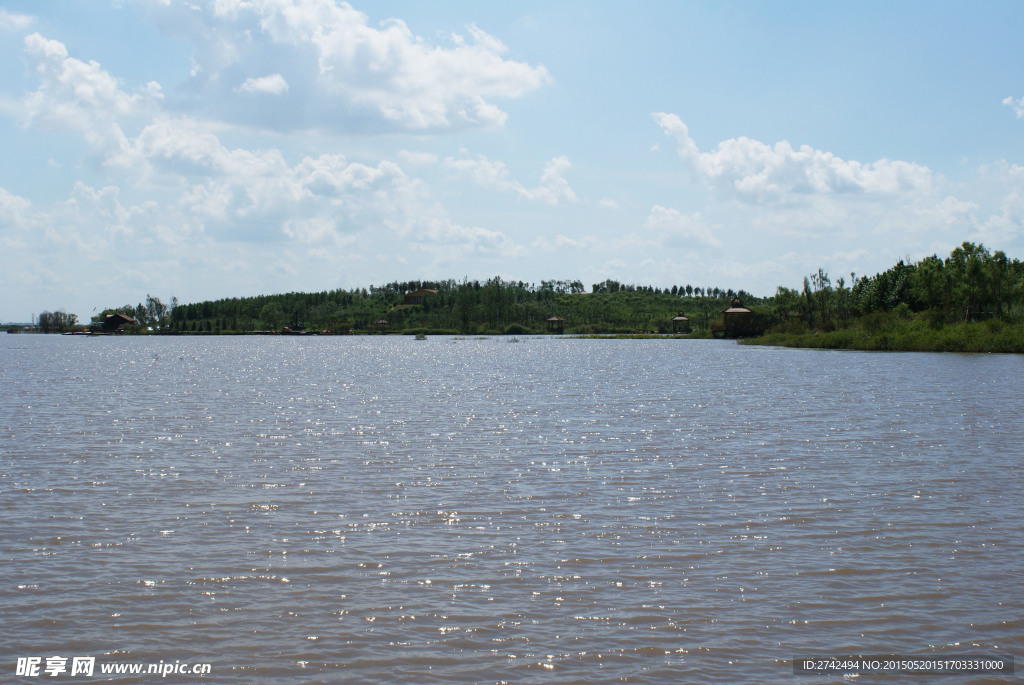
[721,298,752,316]
[715,298,756,337]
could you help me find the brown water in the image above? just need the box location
[1,335,1021,683]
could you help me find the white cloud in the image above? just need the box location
[408,218,526,259]
[398,150,439,166]
[35,106,421,246]
[444,153,578,204]
[913,195,978,228]
[530,156,578,204]
[603,258,627,271]
[0,9,33,32]
[236,73,289,95]
[10,23,527,260]
[295,153,403,196]
[0,187,33,254]
[645,111,992,270]
[123,117,293,185]
[644,206,722,247]
[652,113,699,159]
[445,154,510,186]
[144,0,551,131]
[635,113,1024,291]
[556,234,596,249]
[0,187,32,228]
[969,164,1024,244]
[1003,96,1024,118]
[16,182,139,268]
[282,216,340,243]
[975,196,1024,245]
[532,233,598,252]
[652,112,933,204]
[21,33,161,157]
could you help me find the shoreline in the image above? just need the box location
[740,319,1024,354]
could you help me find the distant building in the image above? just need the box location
[712,298,759,337]
[404,289,438,305]
[671,312,691,333]
[91,313,137,333]
[546,316,564,333]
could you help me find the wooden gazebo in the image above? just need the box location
[546,316,564,334]
[712,298,759,337]
[671,312,691,334]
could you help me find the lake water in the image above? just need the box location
[1,334,1021,683]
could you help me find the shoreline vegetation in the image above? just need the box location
[742,317,1024,353]
[8,241,1024,354]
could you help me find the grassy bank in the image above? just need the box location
[743,314,1024,353]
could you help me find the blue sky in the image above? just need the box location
[3,0,1024,322]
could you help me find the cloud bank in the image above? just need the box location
[444,154,578,204]
[652,112,933,204]
[142,0,552,132]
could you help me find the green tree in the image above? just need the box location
[988,250,1014,317]
[772,286,801,323]
[37,310,78,333]
[259,302,285,329]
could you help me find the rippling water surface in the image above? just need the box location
[2,335,1021,683]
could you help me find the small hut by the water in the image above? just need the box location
[718,298,754,336]
[92,312,137,333]
[671,312,691,334]
[546,316,564,334]
[374,319,389,332]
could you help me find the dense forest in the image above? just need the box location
[752,241,1024,351]
[769,242,1022,328]
[162,278,763,335]
[19,242,1024,351]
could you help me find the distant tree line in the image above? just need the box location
[771,242,1024,333]
[37,310,78,333]
[160,277,760,335]
[59,240,1022,339]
